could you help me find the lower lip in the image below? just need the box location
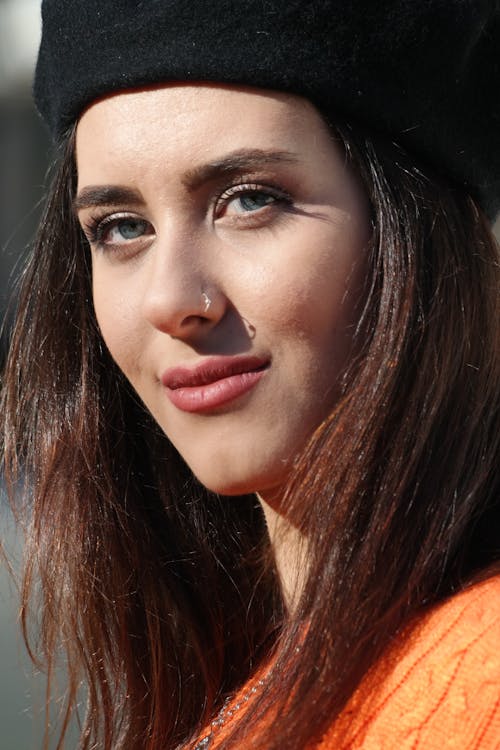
[165,368,267,413]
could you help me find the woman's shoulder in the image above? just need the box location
[320,574,500,749]
[409,572,500,658]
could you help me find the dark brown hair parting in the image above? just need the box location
[1,118,499,749]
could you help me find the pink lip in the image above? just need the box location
[161,356,270,413]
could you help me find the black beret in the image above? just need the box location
[34,0,500,219]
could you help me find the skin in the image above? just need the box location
[75,84,370,599]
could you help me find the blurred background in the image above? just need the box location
[0,0,49,359]
[0,1,499,747]
[0,2,67,747]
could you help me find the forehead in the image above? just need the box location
[75,84,335,182]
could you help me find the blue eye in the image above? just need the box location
[83,213,153,249]
[107,218,148,242]
[235,192,277,213]
[216,183,292,222]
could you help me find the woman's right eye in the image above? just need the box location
[83,214,154,250]
[106,218,149,242]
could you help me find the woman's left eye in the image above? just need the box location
[215,184,292,221]
[228,191,278,213]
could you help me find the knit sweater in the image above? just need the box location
[195,575,500,749]
[321,574,500,749]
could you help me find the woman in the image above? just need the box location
[1,1,499,748]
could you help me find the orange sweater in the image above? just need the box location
[195,575,500,749]
[321,574,500,749]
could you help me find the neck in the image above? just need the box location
[257,491,308,612]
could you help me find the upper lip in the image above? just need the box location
[161,355,270,389]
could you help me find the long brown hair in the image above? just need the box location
[1,119,499,749]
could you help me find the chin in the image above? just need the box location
[191,463,287,499]
[194,474,261,497]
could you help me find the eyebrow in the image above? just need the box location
[182,148,300,191]
[73,185,144,213]
[73,148,299,213]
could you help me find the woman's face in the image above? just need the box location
[75,84,370,500]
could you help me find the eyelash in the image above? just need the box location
[81,181,294,249]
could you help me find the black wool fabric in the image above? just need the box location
[35,0,500,219]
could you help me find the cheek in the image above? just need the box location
[250,226,367,344]
[92,273,143,377]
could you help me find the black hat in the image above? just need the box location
[34,0,500,219]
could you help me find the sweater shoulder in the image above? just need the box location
[320,574,500,749]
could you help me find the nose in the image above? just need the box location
[140,231,226,339]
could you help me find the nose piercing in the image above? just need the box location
[202,291,212,313]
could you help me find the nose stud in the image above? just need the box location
[202,291,212,313]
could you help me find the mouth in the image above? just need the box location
[161,355,270,413]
